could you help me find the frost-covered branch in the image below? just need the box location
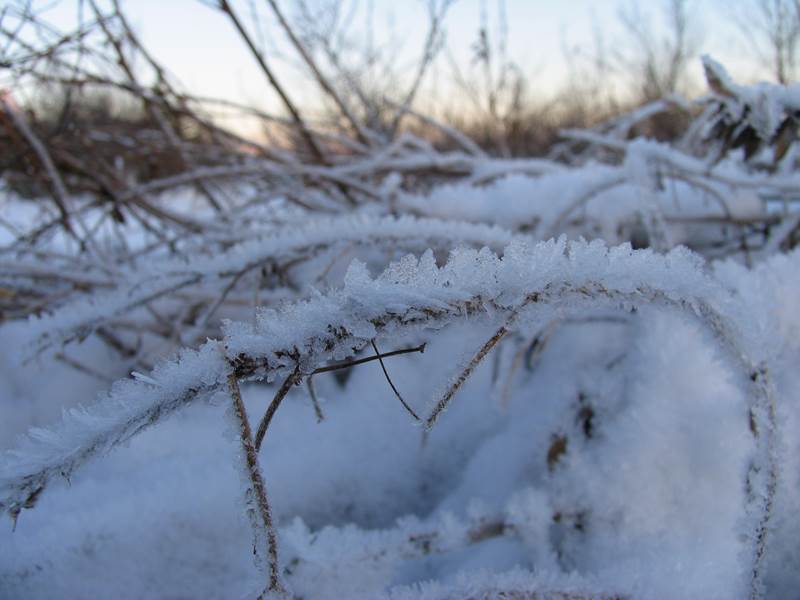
[24,215,519,355]
[701,55,800,163]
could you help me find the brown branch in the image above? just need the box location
[108,0,223,212]
[227,373,285,596]
[311,343,426,375]
[305,376,325,423]
[54,352,114,383]
[264,0,373,146]
[216,0,327,164]
[371,340,420,420]
[425,323,510,430]
[253,344,427,449]
[389,0,453,136]
[0,94,77,239]
[253,365,302,452]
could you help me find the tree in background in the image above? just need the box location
[736,0,800,84]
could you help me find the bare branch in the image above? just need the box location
[371,339,420,420]
[227,373,285,596]
[253,365,301,452]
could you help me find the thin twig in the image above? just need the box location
[265,0,373,146]
[311,344,426,375]
[54,352,114,383]
[253,344,427,448]
[389,0,453,136]
[0,93,78,240]
[227,373,285,596]
[305,376,325,423]
[371,340,420,421]
[216,0,327,164]
[107,0,223,212]
[254,365,302,452]
[425,323,510,430]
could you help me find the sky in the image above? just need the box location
[23,0,775,133]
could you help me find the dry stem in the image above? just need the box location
[227,373,285,597]
[371,340,420,420]
[254,366,302,452]
[425,322,510,430]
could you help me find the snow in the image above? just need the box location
[2,60,800,600]
[2,236,795,598]
[703,55,800,142]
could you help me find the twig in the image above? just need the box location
[311,343,426,375]
[371,340,420,420]
[216,0,327,164]
[305,376,324,423]
[0,93,77,240]
[254,365,302,452]
[107,0,224,213]
[388,0,453,136]
[227,373,285,596]
[265,0,373,147]
[253,343,427,449]
[54,352,114,383]
[496,322,557,410]
[425,322,510,430]
[746,366,778,600]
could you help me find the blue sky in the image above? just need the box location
[31,0,769,129]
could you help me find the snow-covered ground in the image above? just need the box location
[2,220,799,598]
[2,60,800,599]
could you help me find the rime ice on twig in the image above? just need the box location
[25,215,518,356]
